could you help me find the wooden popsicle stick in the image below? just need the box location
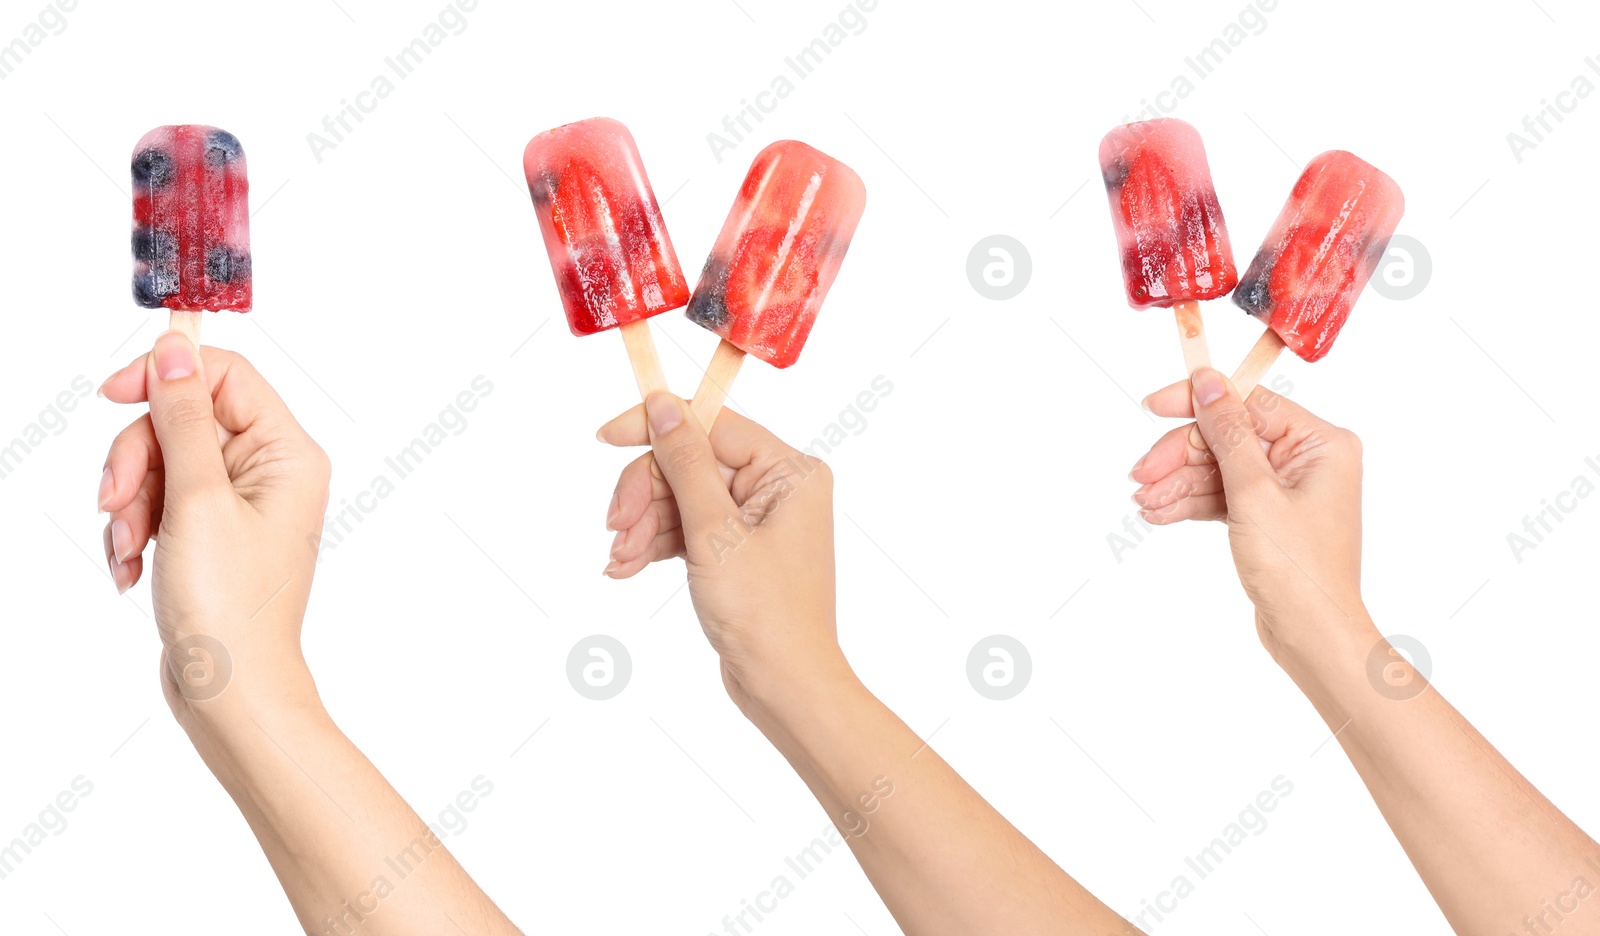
[618,319,673,481]
[618,319,668,400]
[1172,299,1210,375]
[1230,328,1288,399]
[689,339,746,431]
[170,310,202,345]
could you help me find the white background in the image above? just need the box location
[0,0,1596,933]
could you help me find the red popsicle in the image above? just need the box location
[1229,150,1405,395]
[685,141,866,429]
[132,125,251,342]
[1099,118,1237,374]
[524,117,689,400]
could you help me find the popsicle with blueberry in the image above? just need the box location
[1228,150,1405,396]
[685,141,866,429]
[132,125,252,341]
[1099,119,1236,374]
[524,117,689,401]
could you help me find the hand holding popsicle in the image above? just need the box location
[595,396,841,700]
[1131,376,1600,936]
[1130,370,1365,644]
[98,334,327,691]
[598,399,1143,936]
[685,141,866,429]
[98,336,522,934]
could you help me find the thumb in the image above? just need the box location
[145,331,230,497]
[1190,367,1275,494]
[644,392,737,531]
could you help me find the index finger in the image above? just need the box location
[1142,378,1313,445]
[100,346,298,437]
[598,401,790,473]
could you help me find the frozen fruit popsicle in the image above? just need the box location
[1099,118,1236,373]
[685,141,866,429]
[131,125,252,341]
[1228,150,1405,395]
[524,117,689,400]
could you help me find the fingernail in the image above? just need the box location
[648,455,664,482]
[98,467,115,511]
[107,548,129,593]
[153,332,196,381]
[609,530,626,560]
[595,427,606,442]
[602,561,622,577]
[1128,456,1146,481]
[1192,368,1226,407]
[1140,395,1154,414]
[96,383,109,400]
[111,518,135,564]
[645,393,682,436]
[1188,424,1206,450]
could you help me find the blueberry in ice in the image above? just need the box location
[207,248,233,283]
[528,171,559,208]
[1233,253,1276,317]
[687,290,729,329]
[205,130,244,167]
[133,269,177,308]
[133,276,162,309]
[207,248,252,283]
[1101,156,1129,191]
[132,148,175,188]
[687,260,730,328]
[132,228,177,264]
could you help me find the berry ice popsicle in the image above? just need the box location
[686,141,866,428]
[524,118,688,400]
[1099,118,1236,372]
[1231,150,1405,385]
[132,125,251,339]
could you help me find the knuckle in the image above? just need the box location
[1207,409,1257,452]
[155,396,213,434]
[662,441,706,476]
[1248,387,1285,418]
[305,441,333,484]
[1333,426,1363,457]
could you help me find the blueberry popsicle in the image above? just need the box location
[1099,118,1236,373]
[685,141,866,429]
[524,117,689,400]
[1229,150,1405,395]
[132,125,252,342]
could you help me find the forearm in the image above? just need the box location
[746,657,1139,936]
[1276,611,1599,935]
[178,690,520,936]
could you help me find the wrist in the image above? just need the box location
[1260,602,1382,681]
[741,648,866,734]
[169,660,327,749]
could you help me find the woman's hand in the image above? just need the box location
[1129,368,1368,657]
[597,396,843,715]
[98,331,330,718]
